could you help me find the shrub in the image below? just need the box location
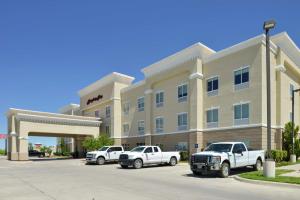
[0,149,5,155]
[282,122,299,157]
[180,151,189,161]
[270,150,288,162]
[82,134,114,151]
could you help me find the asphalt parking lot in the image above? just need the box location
[0,157,299,200]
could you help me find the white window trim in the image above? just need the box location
[233,66,250,91]
[177,83,188,103]
[138,120,145,135]
[206,108,219,128]
[123,123,129,135]
[206,76,219,97]
[177,112,188,131]
[155,90,164,108]
[123,102,130,115]
[233,102,250,126]
[105,106,111,118]
[137,96,145,112]
[155,116,164,133]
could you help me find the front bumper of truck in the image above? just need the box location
[190,162,221,173]
[119,159,135,166]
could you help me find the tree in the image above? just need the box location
[282,122,299,157]
[82,134,114,151]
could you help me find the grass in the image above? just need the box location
[0,149,5,155]
[276,160,300,167]
[239,169,300,185]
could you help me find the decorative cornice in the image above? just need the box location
[15,113,101,127]
[189,72,204,80]
[275,64,286,73]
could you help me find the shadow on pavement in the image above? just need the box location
[30,157,76,162]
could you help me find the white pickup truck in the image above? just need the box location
[118,146,180,169]
[86,146,124,165]
[190,142,265,178]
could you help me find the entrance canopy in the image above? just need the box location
[6,108,101,161]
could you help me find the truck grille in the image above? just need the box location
[119,154,128,160]
[192,155,209,164]
[86,154,94,158]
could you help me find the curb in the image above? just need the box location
[233,175,300,189]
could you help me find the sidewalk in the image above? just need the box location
[278,163,300,177]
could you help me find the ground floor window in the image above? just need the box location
[175,142,188,151]
[122,144,130,151]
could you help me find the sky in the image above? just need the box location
[0,0,300,149]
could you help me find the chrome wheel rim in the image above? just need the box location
[135,160,142,168]
[98,158,104,165]
[171,158,176,165]
[223,166,229,176]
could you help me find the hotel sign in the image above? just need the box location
[87,95,103,105]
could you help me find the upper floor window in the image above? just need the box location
[156,91,164,107]
[137,97,145,112]
[177,113,188,131]
[106,106,111,118]
[178,84,188,103]
[234,103,249,125]
[234,67,249,90]
[105,125,110,135]
[138,120,145,135]
[207,77,219,96]
[290,84,294,98]
[95,110,100,118]
[206,108,218,128]
[123,124,129,134]
[155,117,164,133]
[123,102,130,115]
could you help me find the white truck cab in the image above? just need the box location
[86,146,124,165]
[190,142,265,178]
[118,146,180,169]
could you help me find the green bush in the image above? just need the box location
[0,149,5,155]
[82,134,114,151]
[180,151,189,161]
[270,150,288,162]
[295,139,300,158]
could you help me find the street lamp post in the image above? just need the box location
[291,88,300,162]
[263,20,276,178]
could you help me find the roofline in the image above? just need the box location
[78,72,135,97]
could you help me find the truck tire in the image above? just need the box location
[253,159,262,171]
[193,171,202,176]
[121,165,128,169]
[133,159,143,169]
[96,157,105,165]
[220,162,230,178]
[169,157,177,166]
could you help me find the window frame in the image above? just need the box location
[177,83,188,103]
[207,76,219,96]
[206,107,219,128]
[177,112,188,131]
[123,123,129,135]
[123,102,130,115]
[105,106,111,118]
[155,116,164,133]
[138,120,145,135]
[234,66,250,91]
[233,102,250,125]
[137,97,145,112]
[155,91,164,108]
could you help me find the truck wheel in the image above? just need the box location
[253,159,262,171]
[121,165,128,169]
[133,159,143,169]
[220,162,230,178]
[169,157,177,166]
[96,157,105,165]
[193,171,202,176]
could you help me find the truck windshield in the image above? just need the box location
[98,147,109,151]
[204,144,232,152]
[130,146,145,152]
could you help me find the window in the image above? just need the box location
[234,67,249,90]
[232,143,246,153]
[105,125,110,134]
[290,84,294,97]
[178,84,188,102]
[106,106,111,118]
[138,120,145,135]
[234,103,249,125]
[155,117,164,133]
[122,144,130,151]
[123,124,129,134]
[177,113,188,131]
[110,147,123,152]
[154,147,159,152]
[95,110,100,118]
[137,97,145,112]
[156,91,164,107]
[207,77,219,96]
[206,108,218,128]
[144,147,153,153]
[123,102,130,115]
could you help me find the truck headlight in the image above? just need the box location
[210,156,221,163]
[92,154,96,158]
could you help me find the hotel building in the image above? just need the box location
[6,32,300,160]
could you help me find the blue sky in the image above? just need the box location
[0,0,300,149]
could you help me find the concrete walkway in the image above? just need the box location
[278,163,300,177]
